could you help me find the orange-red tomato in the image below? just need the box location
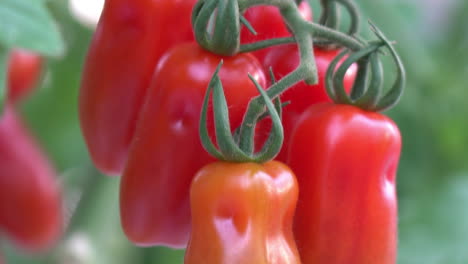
[185,161,300,264]
[7,49,43,103]
[0,105,62,252]
[120,42,267,248]
[287,103,400,264]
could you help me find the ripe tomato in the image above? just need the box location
[241,1,311,62]
[262,45,357,161]
[287,103,400,264]
[120,42,267,248]
[79,0,197,175]
[0,105,62,252]
[185,161,300,264]
[7,49,43,103]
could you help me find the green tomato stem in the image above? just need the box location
[319,0,340,31]
[239,37,295,53]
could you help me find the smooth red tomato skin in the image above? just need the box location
[119,42,267,248]
[79,0,197,175]
[0,105,62,252]
[287,103,400,264]
[262,45,357,162]
[7,49,43,103]
[185,161,300,264]
[241,2,311,62]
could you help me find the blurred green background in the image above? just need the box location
[2,0,468,263]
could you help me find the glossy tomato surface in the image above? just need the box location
[120,42,267,248]
[0,105,62,252]
[185,161,300,264]
[7,49,43,103]
[263,45,357,161]
[80,0,197,175]
[241,1,311,61]
[287,103,400,264]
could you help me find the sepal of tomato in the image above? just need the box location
[287,103,400,264]
[262,45,357,162]
[0,105,62,252]
[185,161,300,264]
[119,42,267,248]
[79,0,197,175]
[241,1,311,62]
[7,49,43,104]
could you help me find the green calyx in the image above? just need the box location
[192,0,365,57]
[325,22,406,112]
[192,0,241,56]
[319,0,341,32]
[199,62,284,163]
[316,0,361,49]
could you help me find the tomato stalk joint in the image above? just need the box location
[200,61,283,163]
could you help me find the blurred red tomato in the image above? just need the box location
[0,105,62,252]
[7,49,43,103]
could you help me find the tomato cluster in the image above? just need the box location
[1,49,62,255]
[80,1,402,263]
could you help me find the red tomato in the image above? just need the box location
[241,1,311,61]
[287,103,400,264]
[185,161,300,264]
[7,49,43,103]
[79,0,197,175]
[262,45,357,161]
[120,42,267,248]
[0,105,62,252]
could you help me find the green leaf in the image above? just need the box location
[0,46,7,113]
[0,0,64,56]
